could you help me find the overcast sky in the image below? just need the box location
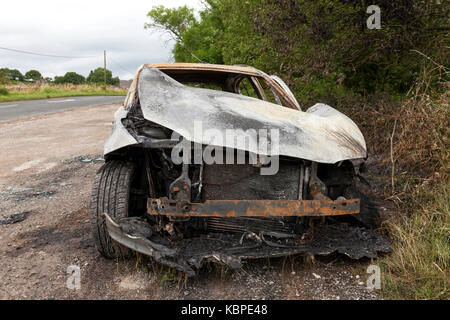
[0,0,202,80]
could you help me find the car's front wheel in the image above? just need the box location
[89,160,143,259]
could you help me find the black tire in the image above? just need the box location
[90,160,137,259]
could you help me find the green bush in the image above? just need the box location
[0,87,9,95]
[54,72,86,84]
[25,70,42,81]
[87,68,120,86]
[146,0,449,99]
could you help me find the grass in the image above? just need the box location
[375,64,450,300]
[380,183,449,299]
[332,60,449,299]
[0,82,127,102]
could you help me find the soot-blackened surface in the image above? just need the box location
[118,217,391,276]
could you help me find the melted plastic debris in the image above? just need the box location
[0,211,31,225]
[75,156,104,163]
[108,215,391,277]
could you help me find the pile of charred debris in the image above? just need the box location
[106,213,390,277]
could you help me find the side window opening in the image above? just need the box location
[236,77,259,99]
[236,76,288,108]
[256,78,282,105]
[184,83,223,91]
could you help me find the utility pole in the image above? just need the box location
[103,50,106,89]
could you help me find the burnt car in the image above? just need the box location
[90,63,389,276]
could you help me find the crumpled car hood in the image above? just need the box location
[137,67,366,163]
[106,67,367,163]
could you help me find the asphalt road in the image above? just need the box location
[0,95,125,122]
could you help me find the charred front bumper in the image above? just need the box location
[104,209,390,277]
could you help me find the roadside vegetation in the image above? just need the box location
[0,83,126,102]
[0,67,124,102]
[146,0,449,299]
[376,70,449,299]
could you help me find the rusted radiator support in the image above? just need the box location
[147,196,359,218]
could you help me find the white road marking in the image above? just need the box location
[47,99,76,103]
[0,104,18,109]
[37,162,57,173]
[12,159,44,172]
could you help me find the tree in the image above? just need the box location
[146,0,449,100]
[145,1,224,64]
[9,69,24,81]
[87,68,119,86]
[53,76,65,84]
[25,70,42,81]
[145,5,197,41]
[54,72,85,84]
[0,68,10,84]
[112,76,119,86]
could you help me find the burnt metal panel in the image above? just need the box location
[148,197,359,217]
[202,160,300,201]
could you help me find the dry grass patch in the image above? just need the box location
[380,182,449,299]
[376,64,449,300]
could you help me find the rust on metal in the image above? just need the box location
[310,187,330,201]
[148,197,360,218]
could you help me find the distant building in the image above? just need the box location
[119,79,132,88]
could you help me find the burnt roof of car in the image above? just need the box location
[143,63,263,77]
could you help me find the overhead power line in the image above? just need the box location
[1,45,135,78]
[0,45,98,59]
[108,55,136,75]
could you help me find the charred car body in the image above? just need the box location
[90,63,390,276]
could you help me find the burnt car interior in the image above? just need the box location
[90,64,390,276]
[151,67,294,108]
